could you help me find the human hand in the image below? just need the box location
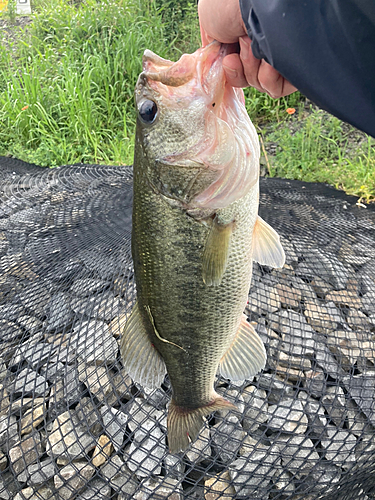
[198,0,297,98]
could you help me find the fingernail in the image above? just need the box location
[239,36,250,60]
[224,66,238,79]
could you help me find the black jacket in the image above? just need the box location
[240,0,375,137]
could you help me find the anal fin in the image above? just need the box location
[168,394,236,453]
[120,300,167,389]
[219,315,266,381]
[202,217,234,286]
[252,216,285,268]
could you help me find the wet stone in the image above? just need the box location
[71,320,118,364]
[13,368,47,397]
[210,414,245,464]
[9,432,43,476]
[54,462,95,500]
[267,399,308,434]
[100,405,128,452]
[321,427,357,469]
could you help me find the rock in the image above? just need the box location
[276,283,301,309]
[229,452,279,498]
[325,290,362,309]
[267,399,308,434]
[75,398,102,436]
[136,385,170,409]
[256,373,294,404]
[100,406,128,452]
[133,477,183,500]
[272,310,316,357]
[272,434,320,474]
[48,365,83,419]
[17,457,56,485]
[185,420,211,463]
[78,364,113,400]
[273,471,295,496]
[70,292,125,321]
[303,462,342,494]
[13,368,48,397]
[210,414,245,463]
[164,454,185,479]
[204,471,236,500]
[47,410,96,460]
[69,278,109,297]
[128,399,167,434]
[315,341,345,380]
[361,292,375,315]
[54,462,95,500]
[108,370,133,403]
[342,373,375,426]
[0,385,9,416]
[70,320,118,364]
[99,454,138,495]
[278,351,312,371]
[14,485,56,500]
[303,249,349,290]
[9,432,43,475]
[92,434,114,467]
[11,340,55,371]
[322,386,347,427]
[0,303,25,321]
[126,420,166,477]
[20,401,45,435]
[303,399,328,438]
[0,414,18,451]
[18,281,51,318]
[321,427,357,469]
[302,369,327,398]
[346,398,374,436]
[241,386,268,431]
[304,301,343,333]
[46,292,73,330]
[310,276,333,297]
[247,282,280,315]
[16,315,43,335]
[216,388,245,420]
[326,330,361,369]
[0,451,7,471]
[40,362,64,382]
[346,309,371,331]
[76,478,111,500]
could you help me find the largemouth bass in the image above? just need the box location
[121,42,285,453]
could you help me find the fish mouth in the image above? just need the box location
[138,41,229,104]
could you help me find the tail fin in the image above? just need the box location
[167,394,236,453]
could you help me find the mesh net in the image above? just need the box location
[0,156,374,500]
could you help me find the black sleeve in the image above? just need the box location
[239,0,375,138]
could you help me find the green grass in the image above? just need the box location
[0,0,374,200]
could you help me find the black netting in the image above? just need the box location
[0,156,374,500]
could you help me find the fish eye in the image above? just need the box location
[138,99,158,124]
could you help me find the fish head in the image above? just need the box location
[135,42,259,210]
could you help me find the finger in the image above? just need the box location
[200,26,213,46]
[223,53,250,88]
[238,36,263,91]
[258,60,297,98]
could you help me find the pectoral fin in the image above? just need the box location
[252,216,285,268]
[120,300,167,389]
[202,218,234,286]
[219,315,266,381]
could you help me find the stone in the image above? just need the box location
[272,434,320,474]
[229,453,279,498]
[241,386,268,431]
[204,471,236,500]
[76,479,111,499]
[164,454,185,479]
[304,301,343,333]
[361,292,375,316]
[17,457,56,485]
[20,401,45,435]
[40,362,64,382]
[256,373,294,404]
[267,399,308,434]
[346,398,374,436]
[99,454,138,495]
[185,420,211,463]
[70,292,125,321]
[304,462,342,494]
[46,292,73,330]
[54,462,95,500]
[326,330,361,369]
[100,406,128,452]
[0,451,7,471]
[92,434,114,467]
[310,276,333,297]
[69,278,109,297]
[13,368,48,397]
[136,385,170,409]
[321,427,357,469]
[9,433,43,475]
[247,282,280,315]
[78,364,113,400]
[342,373,375,426]
[70,320,118,364]
[303,399,328,438]
[278,351,312,371]
[322,386,347,427]
[75,398,102,436]
[210,414,245,463]
[346,309,371,331]
[276,365,304,383]
[16,316,43,335]
[0,414,18,451]
[273,471,295,496]
[0,303,25,321]
[216,388,245,419]
[303,249,349,290]
[18,281,51,318]
[276,283,301,309]
[108,370,133,402]
[133,477,183,500]
[108,313,129,339]
[315,341,345,380]
[47,410,96,460]
[128,399,167,434]
[11,341,55,371]
[14,485,56,500]
[0,385,9,416]
[325,290,362,309]
[126,421,166,477]
[272,310,316,357]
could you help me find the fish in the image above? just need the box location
[120,41,285,454]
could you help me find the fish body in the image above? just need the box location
[121,43,285,453]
